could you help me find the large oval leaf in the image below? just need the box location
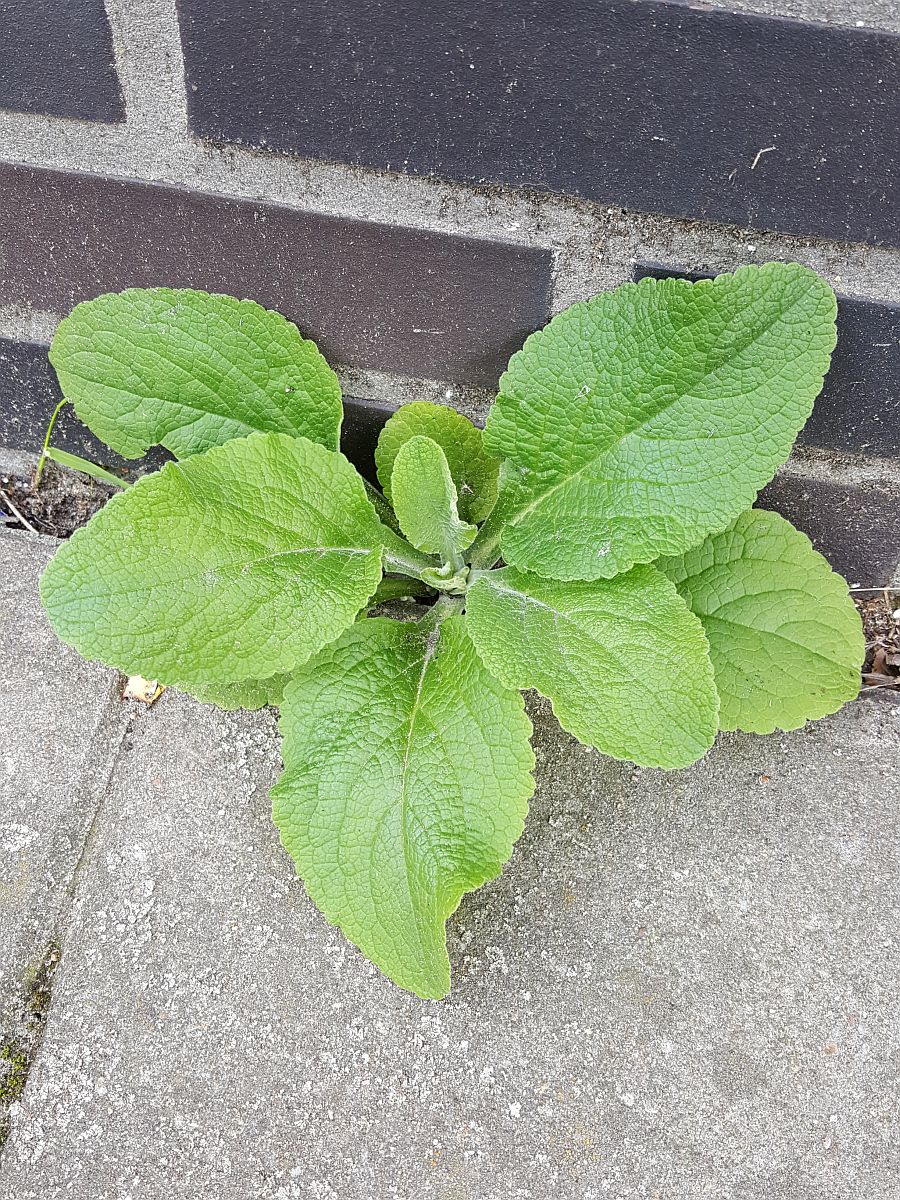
[40,433,383,686]
[272,615,534,999]
[658,508,864,733]
[485,263,836,579]
[465,565,719,768]
[50,288,343,458]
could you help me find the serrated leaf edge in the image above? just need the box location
[50,287,343,460]
[661,508,863,736]
[273,617,535,999]
[489,263,838,581]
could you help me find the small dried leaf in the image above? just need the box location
[123,675,165,705]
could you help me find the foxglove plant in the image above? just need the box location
[40,264,863,997]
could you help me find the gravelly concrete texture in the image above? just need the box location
[0,559,897,1200]
[0,531,122,1022]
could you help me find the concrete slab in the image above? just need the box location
[0,531,123,1023]
[0,681,897,1198]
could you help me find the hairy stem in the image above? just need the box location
[446,543,466,574]
[416,593,464,635]
[466,503,507,570]
[363,479,401,533]
[380,524,441,579]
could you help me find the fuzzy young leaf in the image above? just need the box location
[657,509,863,733]
[391,435,477,560]
[50,289,343,459]
[272,615,534,999]
[175,674,290,711]
[484,264,836,580]
[375,401,500,523]
[40,433,383,687]
[466,565,719,768]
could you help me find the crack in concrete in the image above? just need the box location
[0,552,138,1165]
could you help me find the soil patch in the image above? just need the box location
[859,589,900,694]
[0,464,115,539]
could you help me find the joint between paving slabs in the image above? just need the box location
[0,939,61,1154]
[0,672,142,1158]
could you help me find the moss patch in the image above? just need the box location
[0,940,62,1153]
[0,1044,28,1104]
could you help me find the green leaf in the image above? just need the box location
[272,615,534,999]
[390,435,477,561]
[420,564,469,594]
[43,447,130,490]
[40,433,383,687]
[484,263,837,580]
[465,565,718,768]
[174,674,289,711]
[49,289,343,459]
[375,401,500,523]
[657,508,863,734]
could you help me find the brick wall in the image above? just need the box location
[0,0,897,584]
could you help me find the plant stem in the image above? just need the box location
[0,486,40,535]
[416,593,464,635]
[466,503,507,570]
[363,479,401,532]
[33,399,67,489]
[380,524,440,579]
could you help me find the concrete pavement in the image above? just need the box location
[0,530,898,1198]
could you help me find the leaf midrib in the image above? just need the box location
[396,627,445,984]
[78,545,376,602]
[476,576,712,759]
[700,611,855,671]
[501,293,815,530]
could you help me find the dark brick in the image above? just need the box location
[0,337,169,480]
[0,163,551,389]
[0,337,395,484]
[807,297,900,460]
[0,0,123,121]
[176,0,900,247]
[339,398,393,484]
[759,473,900,586]
[635,264,900,461]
